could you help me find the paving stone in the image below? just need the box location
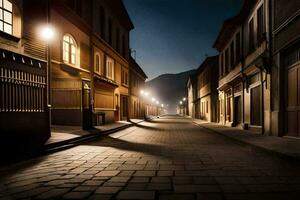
[95,170,120,177]
[117,191,155,199]
[62,192,91,199]
[157,171,173,176]
[147,183,172,190]
[130,177,150,183]
[94,186,121,194]
[197,193,224,200]
[159,194,195,200]
[73,186,97,192]
[174,185,221,193]
[35,188,70,199]
[134,171,156,177]
[87,194,112,200]
[109,176,131,182]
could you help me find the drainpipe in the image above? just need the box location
[261,70,265,135]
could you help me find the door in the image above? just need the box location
[121,95,128,121]
[234,96,242,125]
[286,63,300,137]
[82,80,92,130]
[250,85,262,126]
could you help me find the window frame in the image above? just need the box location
[94,52,101,75]
[63,34,78,66]
[106,56,115,80]
[121,66,128,86]
[0,0,13,35]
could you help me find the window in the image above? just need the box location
[116,28,120,53]
[220,53,223,77]
[235,32,241,63]
[0,0,13,35]
[230,41,234,69]
[225,48,229,73]
[106,56,114,80]
[63,34,77,65]
[248,18,255,53]
[100,6,105,39]
[94,53,101,75]
[257,5,264,44]
[108,18,112,45]
[122,35,126,57]
[121,67,128,86]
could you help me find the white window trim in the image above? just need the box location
[106,56,114,80]
[63,34,79,67]
[94,52,101,75]
[0,0,13,35]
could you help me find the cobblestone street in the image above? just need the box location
[1,116,300,200]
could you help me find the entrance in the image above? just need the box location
[82,80,92,130]
[121,95,128,121]
[286,63,300,137]
[234,96,242,125]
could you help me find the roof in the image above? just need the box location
[130,56,148,79]
[196,55,219,74]
[108,0,134,30]
[213,0,258,51]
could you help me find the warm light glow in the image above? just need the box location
[145,92,149,97]
[180,101,183,105]
[152,97,156,102]
[41,26,55,41]
[183,97,186,101]
[156,101,159,105]
[140,90,144,95]
[161,104,164,107]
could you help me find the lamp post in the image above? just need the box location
[41,25,55,126]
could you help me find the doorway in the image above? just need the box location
[234,96,242,125]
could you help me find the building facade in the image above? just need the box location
[91,0,133,125]
[129,56,147,119]
[271,0,300,137]
[0,0,50,148]
[187,75,197,118]
[194,56,219,122]
[214,0,271,133]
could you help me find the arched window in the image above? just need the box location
[0,0,13,34]
[63,34,77,65]
[94,51,104,75]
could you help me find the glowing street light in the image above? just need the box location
[152,97,156,102]
[40,25,55,41]
[161,104,164,108]
[180,101,183,105]
[140,90,144,95]
[183,97,186,101]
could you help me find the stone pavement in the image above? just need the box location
[192,118,300,160]
[1,116,300,200]
[47,121,132,145]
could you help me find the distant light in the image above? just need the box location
[156,101,159,105]
[161,104,164,107]
[41,25,55,41]
[140,90,144,95]
[180,101,183,105]
[145,92,149,97]
[183,97,186,101]
[152,97,156,102]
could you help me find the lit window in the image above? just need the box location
[0,0,13,35]
[94,53,101,75]
[106,56,114,80]
[63,34,77,65]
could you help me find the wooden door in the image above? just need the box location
[234,96,242,125]
[286,64,300,137]
[250,85,262,126]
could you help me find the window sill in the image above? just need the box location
[60,62,90,73]
[0,31,20,42]
[121,83,128,88]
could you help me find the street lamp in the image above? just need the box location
[180,101,183,105]
[183,97,186,101]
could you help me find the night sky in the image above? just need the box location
[123,0,243,80]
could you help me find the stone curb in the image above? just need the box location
[192,120,300,162]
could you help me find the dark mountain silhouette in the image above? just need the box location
[145,69,196,114]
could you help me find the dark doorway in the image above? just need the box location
[82,80,92,130]
[234,96,242,125]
